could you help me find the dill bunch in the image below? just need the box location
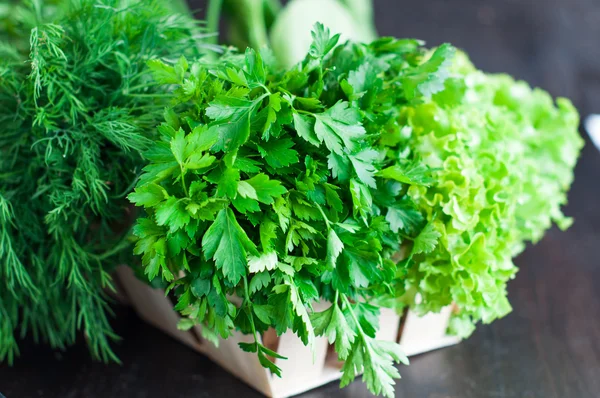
[0,0,205,363]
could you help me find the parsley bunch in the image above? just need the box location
[130,25,457,397]
[0,0,204,364]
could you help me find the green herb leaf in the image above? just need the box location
[377,163,434,186]
[202,208,258,284]
[411,221,441,255]
[246,174,287,204]
[206,96,256,151]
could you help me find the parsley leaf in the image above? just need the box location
[309,22,340,59]
[202,208,258,284]
[314,102,366,155]
[377,162,435,186]
[400,43,456,100]
[257,138,299,168]
[246,174,287,204]
[207,96,261,151]
[411,221,441,255]
[386,198,424,234]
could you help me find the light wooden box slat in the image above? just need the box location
[116,266,460,398]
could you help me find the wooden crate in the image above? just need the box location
[116,266,460,398]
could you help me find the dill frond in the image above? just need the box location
[0,0,205,364]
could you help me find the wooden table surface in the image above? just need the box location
[2,0,600,397]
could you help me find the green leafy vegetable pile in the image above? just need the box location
[0,0,582,397]
[0,0,203,364]
[129,18,581,395]
[129,26,452,396]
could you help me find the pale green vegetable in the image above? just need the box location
[219,0,377,67]
[399,52,583,336]
[270,0,371,66]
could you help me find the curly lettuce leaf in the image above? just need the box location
[400,52,583,335]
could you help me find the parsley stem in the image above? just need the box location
[180,166,189,197]
[315,204,332,228]
[242,276,259,344]
[313,61,325,98]
[243,275,251,306]
[257,92,271,102]
[398,232,413,241]
[258,83,271,95]
[341,294,376,370]
[341,294,366,339]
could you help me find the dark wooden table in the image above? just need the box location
[2,0,600,397]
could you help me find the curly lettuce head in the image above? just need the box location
[402,52,583,336]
